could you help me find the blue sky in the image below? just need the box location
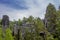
[0,0,60,21]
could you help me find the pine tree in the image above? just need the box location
[24,28,32,40]
[34,18,45,40]
[18,19,22,26]
[45,3,57,33]
[55,6,60,40]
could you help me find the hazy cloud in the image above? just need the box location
[0,0,60,21]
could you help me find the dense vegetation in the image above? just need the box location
[0,3,60,40]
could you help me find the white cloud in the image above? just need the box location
[0,0,59,21]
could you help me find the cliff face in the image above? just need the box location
[1,15,9,32]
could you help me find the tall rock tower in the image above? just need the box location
[1,15,9,31]
[59,6,60,10]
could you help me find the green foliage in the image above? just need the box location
[46,32,54,40]
[19,28,23,40]
[34,18,45,32]
[27,16,34,22]
[5,28,14,40]
[0,25,1,28]
[0,19,1,24]
[55,9,60,40]
[0,28,3,40]
[45,3,57,33]
[9,21,14,30]
[18,19,22,26]
[24,28,32,40]
[0,19,2,28]
[33,18,45,40]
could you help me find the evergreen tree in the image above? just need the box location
[18,19,22,26]
[27,16,34,23]
[24,28,32,40]
[55,6,60,40]
[45,3,57,33]
[34,18,45,40]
